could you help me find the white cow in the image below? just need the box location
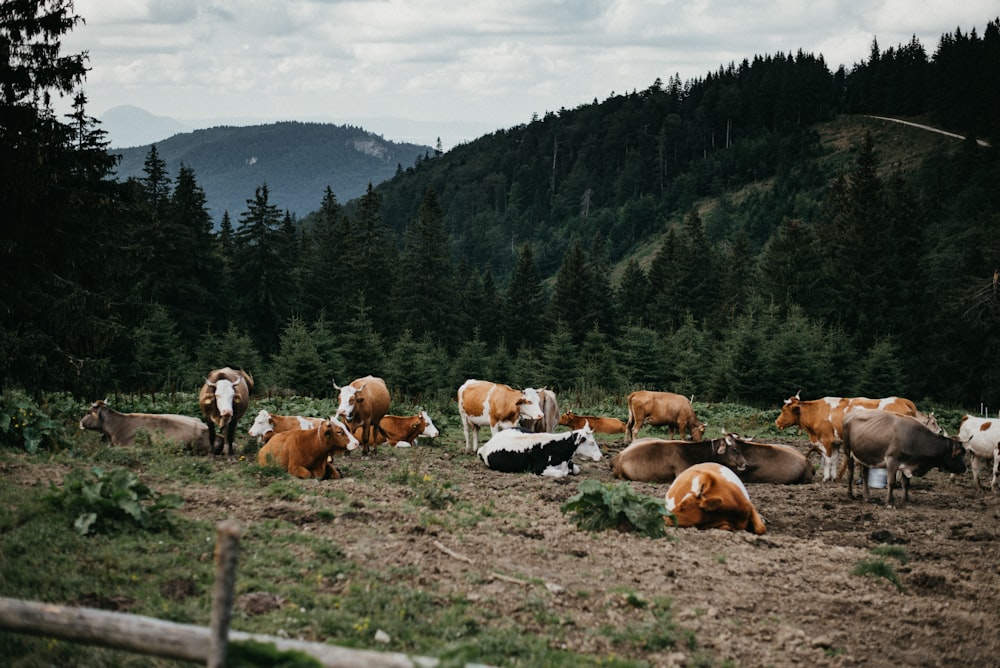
[958,415,1000,491]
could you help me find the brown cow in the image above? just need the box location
[199,367,253,456]
[457,379,545,451]
[728,436,814,484]
[79,400,210,452]
[257,417,359,479]
[665,463,767,534]
[521,389,560,433]
[334,375,390,457]
[611,435,747,483]
[559,411,627,435]
[624,391,705,444]
[843,409,967,507]
[352,411,440,447]
[247,410,324,444]
[774,392,919,482]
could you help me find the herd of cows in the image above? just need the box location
[76,368,1000,534]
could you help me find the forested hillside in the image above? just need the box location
[2,3,999,409]
[112,122,433,222]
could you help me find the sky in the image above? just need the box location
[61,1,997,149]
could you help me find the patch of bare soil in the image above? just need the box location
[17,436,1000,666]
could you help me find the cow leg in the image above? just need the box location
[992,451,999,492]
[885,462,900,507]
[971,456,983,489]
[823,448,838,482]
[226,421,238,456]
[846,455,856,500]
[859,464,871,503]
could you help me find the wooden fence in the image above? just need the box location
[0,520,451,667]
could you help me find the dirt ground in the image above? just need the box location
[15,430,1000,667]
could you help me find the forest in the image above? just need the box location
[2,1,999,408]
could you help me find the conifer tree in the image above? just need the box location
[501,244,547,352]
[617,258,650,326]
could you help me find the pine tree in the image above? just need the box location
[391,189,456,344]
[549,240,594,342]
[501,244,547,352]
[231,184,289,353]
[617,257,650,326]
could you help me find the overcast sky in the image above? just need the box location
[62,1,996,148]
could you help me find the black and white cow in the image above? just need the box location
[476,424,601,477]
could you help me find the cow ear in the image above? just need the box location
[701,497,723,511]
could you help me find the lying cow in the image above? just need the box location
[79,400,210,452]
[353,411,440,448]
[665,463,767,534]
[199,367,254,456]
[247,410,324,444]
[558,411,627,434]
[334,375,390,457]
[611,435,747,483]
[457,379,544,451]
[625,391,705,444]
[843,408,967,507]
[957,415,1000,491]
[257,417,359,479]
[729,436,815,484]
[477,424,601,477]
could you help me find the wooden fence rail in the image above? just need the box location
[0,520,451,667]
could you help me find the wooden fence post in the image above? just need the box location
[208,519,241,668]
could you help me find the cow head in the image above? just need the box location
[691,420,707,441]
[774,392,802,430]
[205,375,243,426]
[419,410,440,438]
[558,411,576,427]
[79,399,109,431]
[717,433,749,472]
[323,416,360,452]
[572,423,602,461]
[943,439,968,474]
[517,387,546,423]
[333,380,366,423]
[247,409,274,439]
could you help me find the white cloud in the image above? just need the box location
[61,0,1000,146]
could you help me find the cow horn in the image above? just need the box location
[232,376,242,387]
[332,379,341,390]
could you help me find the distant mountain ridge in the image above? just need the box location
[111,121,433,222]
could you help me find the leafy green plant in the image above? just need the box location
[0,391,69,452]
[561,480,671,539]
[45,466,184,535]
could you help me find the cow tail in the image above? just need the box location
[625,399,635,443]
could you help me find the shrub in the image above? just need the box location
[45,466,184,536]
[561,480,671,539]
[0,391,69,452]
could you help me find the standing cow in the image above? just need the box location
[842,408,967,507]
[199,367,253,456]
[334,375,390,457]
[665,463,767,534]
[774,392,921,482]
[521,389,560,433]
[957,415,1000,491]
[457,379,545,452]
[625,391,705,444]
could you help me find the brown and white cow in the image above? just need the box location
[334,375,390,457]
[624,391,705,444]
[774,392,920,482]
[521,389,560,433]
[558,411,627,435]
[843,408,967,507]
[199,367,253,456]
[611,435,747,483]
[665,463,767,534]
[727,436,815,484]
[257,417,359,479]
[353,411,440,448]
[957,415,1000,491]
[457,379,544,452]
[247,410,324,444]
[79,400,210,452]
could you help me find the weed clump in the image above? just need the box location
[561,480,671,539]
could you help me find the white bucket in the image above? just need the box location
[867,468,888,489]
